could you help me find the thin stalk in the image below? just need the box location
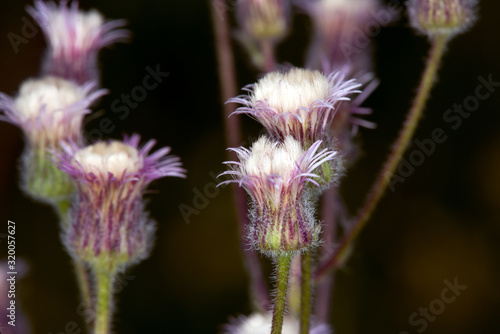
[210,0,270,310]
[315,34,450,281]
[300,252,312,334]
[271,253,293,334]
[94,267,116,334]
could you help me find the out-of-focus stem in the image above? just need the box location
[300,252,312,334]
[210,0,270,311]
[260,39,276,73]
[315,34,449,281]
[271,253,293,334]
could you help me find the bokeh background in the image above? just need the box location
[0,0,499,333]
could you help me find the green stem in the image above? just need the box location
[94,267,116,334]
[271,253,293,334]
[300,252,312,334]
[315,34,450,281]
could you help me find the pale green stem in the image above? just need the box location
[271,253,293,334]
[94,267,116,334]
[315,34,450,281]
[300,252,312,334]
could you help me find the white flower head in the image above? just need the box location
[229,68,361,149]
[0,76,106,202]
[222,312,333,334]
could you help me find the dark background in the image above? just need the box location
[0,0,499,333]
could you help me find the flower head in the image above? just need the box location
[407,0,478,38]
[55,134,185,269]
[229,68,361,149]
[27,0,129,84]
[0,76,106,202]
[222,312,332,334]
[220,136,336,256]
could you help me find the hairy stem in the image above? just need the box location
[94,267,116,334]
[300,252,312,334]
[271,253,293,334]
[315,34,449,281]
[210,0,270,310]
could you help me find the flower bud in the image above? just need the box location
[220,136,336,257]
[55,135,185,269]
[237,0,290,42]
[407,0,478,38]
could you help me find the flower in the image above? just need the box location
[27,0,129,84]
[407,0,478,38]
[220,136,336,256]
[299,0,392,73]
[54,134,186,269]
[222,312,333,334]
[0,76,106,202]
[229,68,361,149]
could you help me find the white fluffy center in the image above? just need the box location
[320,0,376,13]
[14,76,85,121]
[244,136,304,179]
[251,68,329,113]
[73,141,140,177]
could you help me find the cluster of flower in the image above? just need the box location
[0,1,185,333]
[218,0,478,333]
